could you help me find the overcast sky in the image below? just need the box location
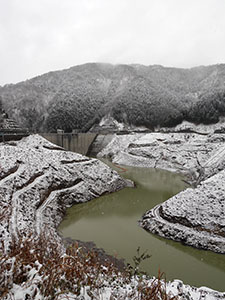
[0,0,225,85]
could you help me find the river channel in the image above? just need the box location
[59,162,225,292]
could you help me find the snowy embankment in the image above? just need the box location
[98,131,225,253]
[0,134,128,249]
[0,134,224,299]
[0,134,128,298]
[140,145,225,253]
[141,170,225,253]
[98,132,225,178]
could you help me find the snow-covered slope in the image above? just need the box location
[1,63,225,132]
[0,134,128,252]
[98,132,225,178]
[0,134,224,299]
[99,132,225,253]
[141,168,225,253]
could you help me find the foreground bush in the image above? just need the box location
[0,232,177,300]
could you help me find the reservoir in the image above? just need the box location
[59,162,225,292]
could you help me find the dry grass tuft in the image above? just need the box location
[0,231,177,300]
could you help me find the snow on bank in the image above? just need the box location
[99,132,225,254]
[159,120,225,135]
[0,134,128,250]
[1,134,224,299]
[8,277,225,300]
[141,169,225,253]
[98,132,225,176]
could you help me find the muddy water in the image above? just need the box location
[59,163,225,291]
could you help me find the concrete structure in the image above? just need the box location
[41,132,97,156]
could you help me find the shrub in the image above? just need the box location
[0,232,177,300]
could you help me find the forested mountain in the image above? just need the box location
[0,63,225,132]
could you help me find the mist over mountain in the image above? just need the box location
[0,63,225,132]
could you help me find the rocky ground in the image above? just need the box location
[0,134,128,252]
[98,128,225,255]
[141,169,225,253]
[99,132,225,180]
[0,134,224,299]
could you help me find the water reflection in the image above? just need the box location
[59,163,225,291]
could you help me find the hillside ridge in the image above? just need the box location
[0,62,225,132]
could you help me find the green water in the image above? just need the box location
[59,163,225,292]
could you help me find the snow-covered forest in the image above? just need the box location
[1,63,225,132]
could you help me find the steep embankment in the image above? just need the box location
[141,169,225,253]
[1,63,225,132]
[0,134,128,252]
[0,135,224,299]
[98,129,225,253]
[98,131,225,176]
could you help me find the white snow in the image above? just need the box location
[1,134,225,298]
